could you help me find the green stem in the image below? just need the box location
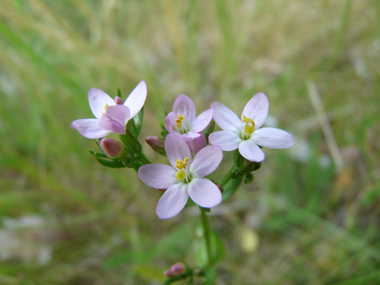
[200,209,212,266]
[220,164,236,186]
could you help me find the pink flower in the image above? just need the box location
[165,95,213,141]
[138,134,223,219]
[71,81,147,139]
[209,93,294,162]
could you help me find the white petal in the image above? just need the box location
[165,134,192,168]
[156,183,189,219]
[71,119,111,139]
[252,127,294,149]
[239,140,265,162]
[209,131,242,151]
[242,93,269,128]
[211,102,242,132]
[191,109,213,133]
[190,145,223,177]
[138,164,177,189]
[124,80,147,119]
[88,88,116,119]
[188,178,222,208]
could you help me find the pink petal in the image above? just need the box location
[239,140,265,162]
[190,145,223,177]
[71,119,111,139]
[191,109,213,133]
[211,102,242,132]
[165,134,192,168]
[242,93,269,128]
[209,131,242,151]
[98,105,130,134]
[180,131,201,141]
[165,112,177,134]
[156,183,189,219]
[252,127,294,149]
[124,80,147,119]
[88,88,116,119]
[138,164,177,189]
[172,94,196,122]
[188,178,222,208]
[186,132,207,156]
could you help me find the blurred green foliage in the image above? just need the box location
[0,0,379,284]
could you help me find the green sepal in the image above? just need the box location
[203,120,215,144]
[233,149,245,166]
[160,124,169,141]
[245,161,262,172]
[244,173,254,184]
[88,149,107,158]
[199,206,211,213]
[222,176,243,202]
[117,87,121,98]
[94,153,126,168]
[185,198,196,208]
[120,129,142,154]
[133,107,144,137]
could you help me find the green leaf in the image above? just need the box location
[222,176,243,202]
[194,230,226,266]
[88,149,107,158]
[94,153,126,168]
[201,266,217,284]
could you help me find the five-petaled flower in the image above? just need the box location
[209,93,294,162]
[165,94,213,141]
[71,81,147,139]
[138,134,223,219]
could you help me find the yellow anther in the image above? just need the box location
[174,114,185,128]
[242,115,255,135]
[102,104,110,115]
[175,170,186,181]
[175,157,189,169]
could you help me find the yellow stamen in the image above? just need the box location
[175,170,186,181]
[242,115,255,135]
[174,114,185,129]
[102,104,110,115]
[175,157,189,169]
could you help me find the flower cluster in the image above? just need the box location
[72,82,294,219]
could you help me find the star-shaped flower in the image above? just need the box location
[165,95,213,141]
[71,81,147,139]
[209,93,294,162]
[138,134,223,219]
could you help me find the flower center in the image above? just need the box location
[242,115,255,135]
[173,114,188,134]
[175,157,191,182]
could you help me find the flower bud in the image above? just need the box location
[164,269,176,278]
[114,96,124,105]
[101,138,124,158]
[171,262,185,275]
[146,136,165,153]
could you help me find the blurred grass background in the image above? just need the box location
[0,0,379,284]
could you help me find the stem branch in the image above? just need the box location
[200,209,212,266]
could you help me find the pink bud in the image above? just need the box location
[114,96,124,105]
[164,269,176,278]
[171,262,185,275]
[157,189,166,194]
[146,136,165,152]
[100,138,124,158]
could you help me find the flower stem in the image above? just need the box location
[200,209,212,266]
[220,164,236,187]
